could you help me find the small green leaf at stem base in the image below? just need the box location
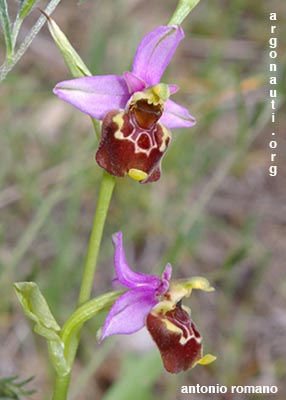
[14,282,70,376]
[14,281,60,336]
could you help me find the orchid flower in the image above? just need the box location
[54,26,196,183]
[101,232,216,373]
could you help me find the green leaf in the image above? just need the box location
[14,282,60,339]
[0,0,13,59]
[14,282,70,376]
[19,0,37,19]
[43,12,91,78]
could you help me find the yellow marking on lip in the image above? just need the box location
[159,125,171,152]
[112,112,124,127]
[195,354,217,367]
[128,169,148,181]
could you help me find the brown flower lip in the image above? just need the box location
[146,301,202,373]
[96,99,171,183]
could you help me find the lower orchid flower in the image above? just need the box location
[101,232,216,373]
[53,25,196,183]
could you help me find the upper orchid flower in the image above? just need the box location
[54,26,196,183]
[101,232,216,373]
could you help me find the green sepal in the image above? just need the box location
[43,12,91,78]
[14,282,70,376]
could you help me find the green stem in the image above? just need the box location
[52,171,115,399]
[168,0,201,25]
[53,290,124,400]
[52,291,123,400]
[78,171,115,306]
[0,0,13,62]
[52,375,70,400]
[52,292,123,400]
[61,291,124,361]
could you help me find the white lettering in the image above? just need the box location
[269,140,277,149]
[269,50,277,58]
[181,386,188,394]
[270,76,277,84]
[270,64,277,72]
[270,89,277,97]
[269,13,277,21]
[269,37,277,48]
[231,385,279,393]
[269,165,277,177]
[181,385,279,394]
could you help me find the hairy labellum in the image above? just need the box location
[96,99,171,183]
[146,302,202,373]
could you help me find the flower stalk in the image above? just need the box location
[52,171,115,399]
[77,171,115,306]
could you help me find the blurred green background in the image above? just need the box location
[0,0,285,399]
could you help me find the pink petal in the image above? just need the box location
[100,288,157,340]
[162,263,172,282]
[123,71,146,94]
[112,232,161,289]
[168,84,179,95]
[53,75,130,120]
[132,25,184,86]
[161,99,196,129]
